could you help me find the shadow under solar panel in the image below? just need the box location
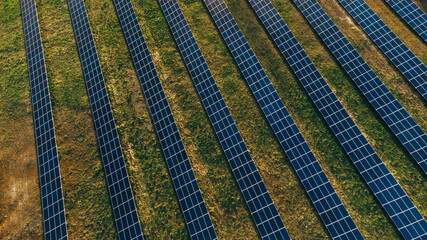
[111,0,218,239]
[291,0,427,174]
[20,0,68,239]
[337,0,427,101]
[67,0,143,239]
[246,0,427,239]
[157,0,291,239]
[202,0,363,239]
[385,0,427,43]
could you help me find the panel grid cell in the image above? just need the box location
[67,0,143,239]
[20,0,68,239]
[337,0,427,101]
[291,0,427,174]
[202,0,363,239]
[111,0,217,238]
[157,0,290,239]
[385,0,427,43]
[247,0,427,239]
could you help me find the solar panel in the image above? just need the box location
[247,0,427,239]
[337,0,427,101]
[291,0,427,174]
[67,0,143,239]
[20,0,68,239]
[111,0,217,239]
[385,0,427,43]
[157,0,290,239]
[202,0,363,239]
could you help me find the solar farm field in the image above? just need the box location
[0,0,426,239]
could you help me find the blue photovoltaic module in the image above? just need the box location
[202,0,363,239]
[247,0,427,239]
[337,0,427,101]
[158,0,290,239]
[111,0,217,238]
[291,0,427,174]
[67,0,143,239]
[20,0,68,239]
[385,0,427,43]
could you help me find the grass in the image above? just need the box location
[0,1,42,238]
[1,0,426,239]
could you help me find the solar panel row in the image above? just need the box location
[67,0,143,239]
[157,0,291,239]
[20,0,68,239]
[337,0,427,101]
[291,0,427,174]
[246,0,427,239]
[385,0,427,43]
[111,0,217,239]
[202,0,363,239]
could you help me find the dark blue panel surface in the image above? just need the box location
[247,0,427,239]
[385,0,427,43]
[157,0,290,239]
[111,0,217,239]
[202,0,363,239]
[67,0,143,239]
[337,0,427,101]
[292,0,427,173]
[20,0,68,239]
